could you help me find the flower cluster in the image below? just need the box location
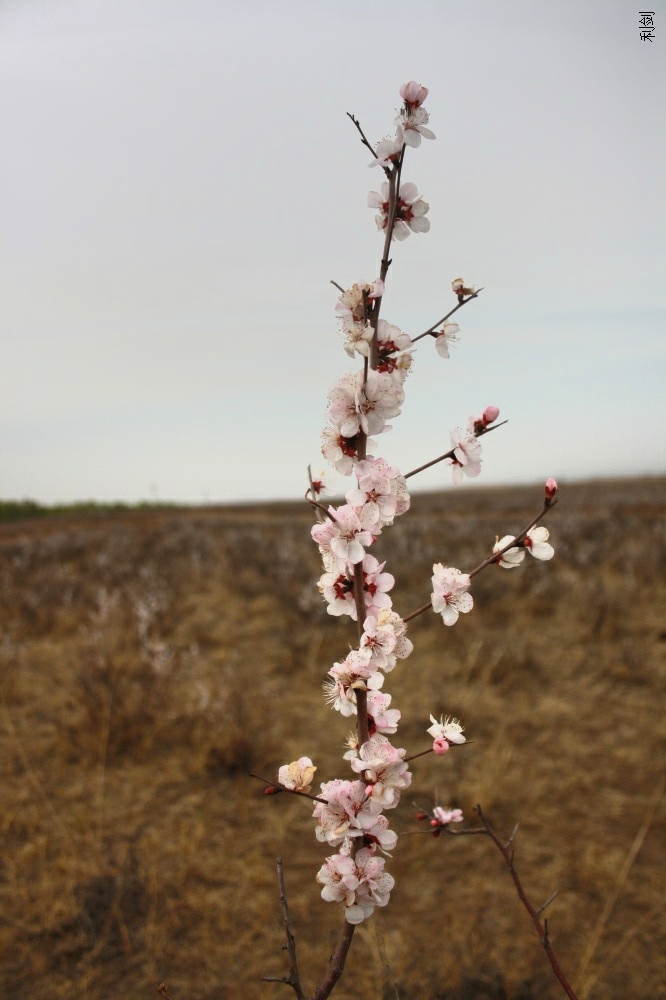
[269,82,557,938]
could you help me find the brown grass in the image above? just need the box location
[0,478,664,999]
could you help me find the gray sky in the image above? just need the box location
[1,0,664,503]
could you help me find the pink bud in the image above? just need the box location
[399,81,429,109]
[483,406,500,426]
[433,737,450,755]
[429,818,440,828]
[545,477,558,499]
[416,811,428,821]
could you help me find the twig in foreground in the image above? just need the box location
[262,858,306,999]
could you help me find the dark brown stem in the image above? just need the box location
[330,279,345,293]
[312,920,356,1000]
[404,420,508,480]
[475,806,579,1000]
[411,289,483,344]
[262,859,306,999]
[346,113,386,168]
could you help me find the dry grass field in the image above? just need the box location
[0,478,664,1000]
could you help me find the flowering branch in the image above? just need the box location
[474,806,580,1000]
[404,419,508,480]
[411,289,484,345]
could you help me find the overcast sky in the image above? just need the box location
[1,0,664,503]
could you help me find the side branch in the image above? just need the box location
[475,806,579,1000]
[262,858,306,999]
[411,289,484,345]
[404,420,508,480]
[402,495,558,623]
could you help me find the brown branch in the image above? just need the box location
[262,859,306,999]
[411,289,483,344]
[312,919,356,1000]
[346,112,383,165]
[249,772,329,806]
[475,806,579,1000]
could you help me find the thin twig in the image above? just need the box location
[330,279,345,293]
[346,112,381,162]
[263,859,306,999]
[250,772,329,806]
[404,419,508,480]
[475,806,579,1000]
[411,289,484,344]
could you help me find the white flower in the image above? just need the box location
[447,427,482,484]
[524,526,554,561]
[427,714,466,745]
[369,136,402,168]
[435,322,460,358]
[431,563,474,626]
[394,107,435,148]
[368,181,430,241]
[493,534,525,569]
[432,806,463,826]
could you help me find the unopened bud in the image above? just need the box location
[433,736,450,755]
[483,406,500,426]
[416,811,428,821]
[545,477,558,499]
[400,81,428,109]
[264,785,281,796]
[429,818,441,828]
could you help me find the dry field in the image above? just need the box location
[0,478,664,1000]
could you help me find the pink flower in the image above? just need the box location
[545,477,558,501]
[318,553,394,620]
[399,81,429,109]
[309,468,335,499]
[368,181,430,241]
[432,806,463,826]
[431,564,474,626]
[321,426,363,476]
[318,848,394,925]
[325,648,382,716]
[433,737,449,755]
[351,735,411,809]
[345,458,398,526]
[313,780,385,846]
[467,406,500,436]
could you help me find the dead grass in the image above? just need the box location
[0,478,664,999]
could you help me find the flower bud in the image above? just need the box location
[416,811,428,821]
[400,81,428,109]
[483,406,500,426]
[429,819,440,828]
[545,477,558,500]
[433,736,450,755]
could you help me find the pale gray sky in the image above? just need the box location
[1,0,664,503]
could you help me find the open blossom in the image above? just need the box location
[361,610,412,672]
[311,503,375,567]
[321,427,361,476]
[447,426,482,484]
[524,525,555,560]
[336,280,384,357]
[369,136,402,168]
[350,735,412,809]
[278,757,317,794]
[432,806,463,826]
[431,564,473,626]
[493,534,525,568]
[309,468,335,499]
[325,648,383,716]
[375,320,413,384]
[368,181,430,241]
[346,458,398,526]
[435,322,460,358]
[317,848,394,924]
[318,553,394,620]
[395,106,435,147]
[428,714,466,751]
[313,779,385,846]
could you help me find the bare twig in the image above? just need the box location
[250,772,329,806]
[346,112,382,164]
[475,806,579,1000]
[262,859,306,999]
